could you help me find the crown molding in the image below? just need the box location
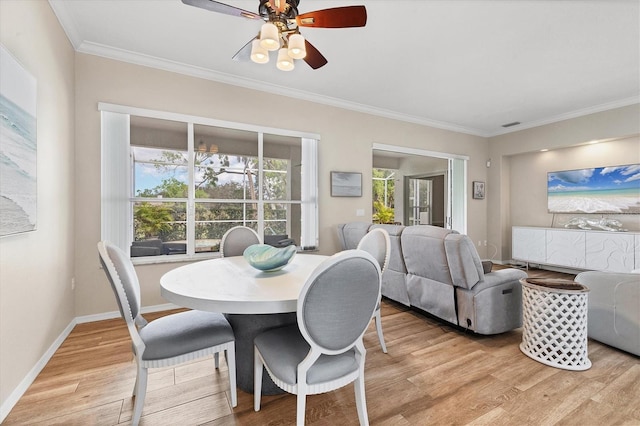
[76,41,488,137]
[487,96,640,137]
[65,28,638,139]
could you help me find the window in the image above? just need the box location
[100,104,318,262]
[372,168,396,224]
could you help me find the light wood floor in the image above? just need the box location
[4,268,640,425]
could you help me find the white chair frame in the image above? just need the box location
[254,250,381,425]
[220,225,261,257]
[357,227,391,353]
[98,241,237,425]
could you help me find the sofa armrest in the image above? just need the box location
[483,268,528,288]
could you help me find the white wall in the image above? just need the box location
[0,0,76,411]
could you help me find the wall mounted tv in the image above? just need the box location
[547,164,640,214]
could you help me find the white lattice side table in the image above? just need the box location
[519,278,591,371]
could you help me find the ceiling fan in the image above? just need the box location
[181,0,367,70]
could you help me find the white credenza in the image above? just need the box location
[512,226,640,273]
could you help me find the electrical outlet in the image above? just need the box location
[484,240,487,246]
[478,240,481,247]
[356,209,365,217]
[71,278,75,290]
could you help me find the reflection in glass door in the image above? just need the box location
[408,177,432,226]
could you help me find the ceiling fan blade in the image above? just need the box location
[296,5,367,28]
[303,40,328,69]
[181,0,262,20]
[232,38,256,62]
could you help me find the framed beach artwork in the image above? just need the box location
[331,171,362,197]
[0,44,37,236]
[547,164,640,214]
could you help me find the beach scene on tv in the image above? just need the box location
[547,164,640,214]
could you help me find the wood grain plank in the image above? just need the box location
[5,270,638,426]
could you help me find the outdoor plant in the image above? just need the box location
[373,200,395,224]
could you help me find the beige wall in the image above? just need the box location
[2,0,638,415]
[0,0,75,410]
[74,53,490,317]
[487,105,640,260]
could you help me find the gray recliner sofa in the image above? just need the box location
[575,271,640,356]
[337,222,527,334]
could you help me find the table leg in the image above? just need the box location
[225,312,297,395]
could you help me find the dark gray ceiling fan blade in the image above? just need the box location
[181,0,262,20]
[303,40,328,69]
[232,38,256,62]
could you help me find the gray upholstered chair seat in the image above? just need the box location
[254,250,381,425]
[254,324,358,385]
[98,241,237,426]
[139,310,235,361]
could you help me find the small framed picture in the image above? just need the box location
[331,171,362,197]
[473,181,485,199]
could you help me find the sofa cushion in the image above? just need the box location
[336,222,370,250]
[401,225,455,286]
[444,234,484,290]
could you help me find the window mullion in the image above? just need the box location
[187,122,195,256]
[257,133,264,241]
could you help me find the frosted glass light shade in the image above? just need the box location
[276,48,295,71]
[288,34,306,59]
[259,23,280,51]
[250,39,269,64]
[197,140,207,152]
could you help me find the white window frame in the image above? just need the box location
[100,103,319,264]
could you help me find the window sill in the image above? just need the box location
[131,252,220,266]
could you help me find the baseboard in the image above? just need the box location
[75,303,180,324]
[0,302,180,422]
[0,319,77,422]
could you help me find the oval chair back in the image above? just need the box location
[253,250,381,425]
[357,228,391,273]
[220,226,261,257]
[97,241,237,426]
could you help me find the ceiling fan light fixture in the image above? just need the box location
[209,144,219,154]
[287,33,306,59]
[259,23,280,51]
[250,39,269,64]
[197,140,207,153]
[276,47,295,71]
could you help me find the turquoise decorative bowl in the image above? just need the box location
[243,244,297,272]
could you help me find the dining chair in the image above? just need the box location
[253,250,381,425]
[357,228,391,353]
[220,226,261,257]
[97,241,237,426]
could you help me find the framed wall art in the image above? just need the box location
[0,44,37,236]
[331,171,362,197]
[473,181,485,200]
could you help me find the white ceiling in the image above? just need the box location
[49,0,640,137]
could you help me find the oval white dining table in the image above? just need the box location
[160,253,328,394]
